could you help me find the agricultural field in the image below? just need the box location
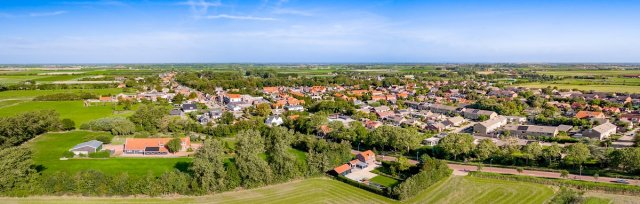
[0,101,133,127]
[536,70,640,77]
[28,131,191,177]
[514,83,640,93]
[0,88,125,100]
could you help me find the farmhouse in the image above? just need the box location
[69,140,103,155]
[123,137,191,155]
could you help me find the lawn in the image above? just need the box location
[1,175,560,203]
[0,88,125,100]
[28,131,192,177]
[404,176,554,204]
[370,175,400,187]
[0,101,133,127]
[537,70,640,77]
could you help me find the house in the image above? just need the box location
[429,104,457,115]
[69,140,103,155]
[99,96,114,102]
[422,137,441,146]
[503,125,559,138]
[169,109,183,116]
[123,137,191,155]
[444,116,465,127]
[462,108,497,120]
[265,115,284,126]
[583,122,617,140]
[575,111,605,119]
[285,105,304,112]
[365,120,383,129]
[334,164,352,176]
[224,94,242,103]
[426,122,447,132]
[474,116,507,134]
[621,114,640,123]
[181,103,197,113]
[357,150,376,164]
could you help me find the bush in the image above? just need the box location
[33,93,97,101]
[80,117,135,135]
[88,151,110,158]
[61,119,75,131]
[166,138,182,153]
[95,135,112,144]
[391,156,452,200]
[62,151,75,158]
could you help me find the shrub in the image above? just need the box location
[61,119,75,131]
[166,138,183,153]
[33,93,97,101]
[62,151,75,158]
[95,135,112,144]
[391,156,452,200]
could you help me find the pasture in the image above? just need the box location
[0,101,133,127]
[514,83,640,93]
[0,88,125,100]
[29,131,192,177]
[536,70,640,77]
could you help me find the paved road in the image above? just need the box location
[351,150,640,185]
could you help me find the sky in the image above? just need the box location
[0,0,639,64]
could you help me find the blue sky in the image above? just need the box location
[0,0,639,63]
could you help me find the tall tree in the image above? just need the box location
[235,130,273,188]
[189,139,228,193]
[474,139,498,161]
[564,143,591,168]
[438,133,474,160]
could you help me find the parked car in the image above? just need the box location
[613,179,630,184]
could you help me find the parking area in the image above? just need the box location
[345,163,380,182]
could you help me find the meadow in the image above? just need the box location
[0,101,133,127]
[514,83,640,93]
[0,88,125,100]
[536,70,640,77]
[29,131,192,177]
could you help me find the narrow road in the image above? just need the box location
[351,150,640,185]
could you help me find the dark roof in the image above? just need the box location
[145,147,161,152]
[181,103,197,110]
[70,140,103,151]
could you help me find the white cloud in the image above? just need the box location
[272,8,313,16]
[179,0,221,17]
[202,14,277,21]
[29,11,67,17]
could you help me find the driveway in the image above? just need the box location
[345,163,380,182]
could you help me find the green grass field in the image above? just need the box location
[29,131,192,177]
[537,70,640,77]
[370,175,400,187]
[0,88,125,100]
[0,101,133,127]
[514,83,640,93]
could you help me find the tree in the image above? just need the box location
[523,142,543,165]
[129,104,168,132]
[474,139,498,161]
[0,110,62,148]
[0,146,38,193]
[438,133,474,160]
[235,130,273,188]
[564,143,590,168]
[476,163,484,172]
[254,103,272,117]
[219,112,235,125]
[95,135,112,144]
[560,170,569,179]
[190,139,228,193]
[61,118,75,131]
[166,138,182,153]
[173,93,185,104]
[543,143,562,166]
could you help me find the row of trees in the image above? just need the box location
[435,133,640,175]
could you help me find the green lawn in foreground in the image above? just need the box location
[29,131,192,177]
[0,101,134,127]
[1,176,560,204]
[0,88,125,100]
[404,176,554,204]
[584,197,612,204]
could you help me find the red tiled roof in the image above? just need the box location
[124,137,190,152]
[360,150,375,159]
[334,164,351,174]
[226,94,241,99]
[575,111,604,119]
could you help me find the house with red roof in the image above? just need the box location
[123,137,190,155]
[575,111,605,119]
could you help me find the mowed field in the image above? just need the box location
[29,131,192,177]
[0,176,557,204]
[0,88,125,100]
[0,101,133,127]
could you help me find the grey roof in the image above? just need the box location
[181,103,197,110]
[70,140,103,151]
[592,122,617,133]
